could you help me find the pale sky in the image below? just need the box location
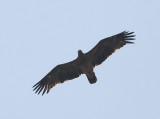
[0,0,160,119]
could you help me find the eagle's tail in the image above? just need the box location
[87,72,97,84]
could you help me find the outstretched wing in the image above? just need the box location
[33,59,83,95]
[86,31,135,67]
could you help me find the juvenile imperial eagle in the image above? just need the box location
[33,31,135,95]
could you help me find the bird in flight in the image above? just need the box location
[33,31,135,95]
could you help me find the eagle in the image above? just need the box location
[33,31,135,95]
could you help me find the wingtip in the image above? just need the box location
[123,31,135,42]
[123,31,134,34]
[125,41,134,44]
[32,81,41,88]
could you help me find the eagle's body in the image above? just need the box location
[78,50,97,84]
[33,31,135,95]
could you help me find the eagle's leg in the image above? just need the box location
[86,71,97,84]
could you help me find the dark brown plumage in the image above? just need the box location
[33,31,135,95]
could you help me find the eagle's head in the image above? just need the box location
[78,50,84,56]
[78,50,85,64]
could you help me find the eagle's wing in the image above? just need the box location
[85,31,135,67]
[33,59,83,95]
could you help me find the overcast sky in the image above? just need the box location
[0,0,160,119]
